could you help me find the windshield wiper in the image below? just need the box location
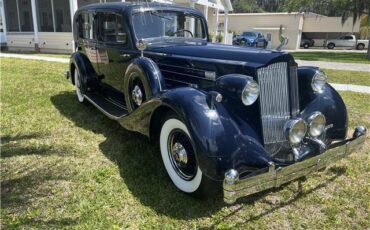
[149,11,172,21]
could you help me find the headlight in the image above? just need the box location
[241,79,259,105]
[311,70,327,93]
[308,112,326,137]
[284,119,307,145]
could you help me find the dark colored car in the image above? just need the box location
[66,2,366,204]
[233,31,268,48]
[300,34,315,49]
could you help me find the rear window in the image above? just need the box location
[78,12,95,40]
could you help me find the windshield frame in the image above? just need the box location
[130,9,209,46]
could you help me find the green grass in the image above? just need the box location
[291,52,370,64]
[324,69,370,86]
[1,58,369,229]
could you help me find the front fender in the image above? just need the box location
[298,67,348,140]
[119,87,273,181]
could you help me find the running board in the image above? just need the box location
[85,92,128,120]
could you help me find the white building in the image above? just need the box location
[0,0,232,53]
[219,12,360,50]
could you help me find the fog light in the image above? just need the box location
[284,119,307,145]
[308,112,326,137]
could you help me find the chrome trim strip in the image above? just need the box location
[223,132,366,204]
[146,51,248,66]
[85,95,127,120]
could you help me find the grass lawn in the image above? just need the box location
[1,58,369,229]
[323,69,370,86]
[291,52,370,64]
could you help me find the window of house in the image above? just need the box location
[4,0,33,32]
[98,13,127,44]
[37,0,71,32]
[54,0,72,32]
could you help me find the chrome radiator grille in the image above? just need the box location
[257,62,299,154]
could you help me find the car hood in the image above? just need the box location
[147,43,293,67]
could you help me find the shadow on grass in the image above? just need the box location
[50,91,347,221]
[1,133,72,158]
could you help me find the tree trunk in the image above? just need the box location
[367,39,370,59]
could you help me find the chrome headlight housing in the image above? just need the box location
[241,79,259,105]
[284,119,308,145]
[311,70,327,93]
[308,112,326,137]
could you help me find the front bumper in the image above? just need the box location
[223,127,367,204]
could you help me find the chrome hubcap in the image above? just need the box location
[167,129,197,180]
[171,142,188,166]
[131,85,143,106]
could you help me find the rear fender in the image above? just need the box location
[70,52,99,92]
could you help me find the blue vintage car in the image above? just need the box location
[66,2,366,204]
[233,31,268,48]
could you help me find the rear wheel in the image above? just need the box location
[159,114,219,197]
[74,69,85,103]
[356,43,365,50]
[303,43,309,49]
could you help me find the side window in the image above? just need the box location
[78,12,94,40]
[98,12,127,44]
[344,36,353,40]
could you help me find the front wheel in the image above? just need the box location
[327,43,335,49]
[303,43,309,49]
[159,114,219,197]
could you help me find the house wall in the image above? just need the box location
[219,13,303,50]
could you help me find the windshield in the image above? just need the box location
[242,32,257,37]
[132,11,206,42]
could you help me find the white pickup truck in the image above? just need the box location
[326,35,369,50]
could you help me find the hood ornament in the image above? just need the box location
[136,39,148,57]
[276,25,288,51]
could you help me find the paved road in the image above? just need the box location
[0,53,69,63]
[330,83,370,94]
[289,49,367,53]
[296,60,370,72]
[1,52,369,94]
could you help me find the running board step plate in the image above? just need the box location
[85,92,128,120]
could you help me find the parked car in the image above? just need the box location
[300,34,314,49]
[66,2,366,204]
[326,35,368,50]
[233,31,268,48]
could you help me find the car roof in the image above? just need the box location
[77,2,204,17]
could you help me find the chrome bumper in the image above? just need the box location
[223,127,367,204]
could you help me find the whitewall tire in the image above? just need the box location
[74,69,85,103]
[160,118,202,193]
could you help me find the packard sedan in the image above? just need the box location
[65,2,366,204]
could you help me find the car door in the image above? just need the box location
[343,35,354,47]
[77,11,99,73]
[96,11,134,96]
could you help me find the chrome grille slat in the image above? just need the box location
[257,62,294,154]
[290,65,300,117]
